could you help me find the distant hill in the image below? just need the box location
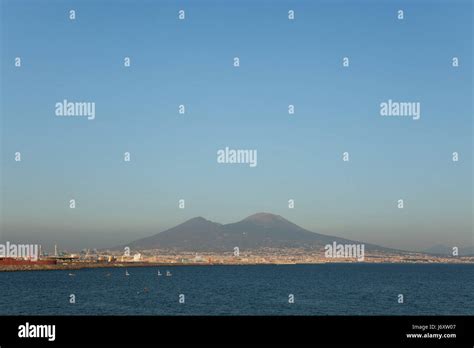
[423,244,474,256]
[120,212,395,252]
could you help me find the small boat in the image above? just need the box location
[125,270,130,276]
[68,273,75,276]
[166,271,172,277]
[157,270,162,276]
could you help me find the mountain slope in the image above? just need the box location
[127,217,223,250]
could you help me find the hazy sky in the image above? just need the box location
[1,0,472,251]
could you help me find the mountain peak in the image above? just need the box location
[243,212,287,224]
[181,216,219,226]
[187,216,207,222]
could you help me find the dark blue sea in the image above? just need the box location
[0,264,472,315]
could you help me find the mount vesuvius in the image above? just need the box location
[118,213,394,252]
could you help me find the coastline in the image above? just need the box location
[1,259,473,272]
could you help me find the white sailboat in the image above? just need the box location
[125,270,130,276]
[166,270,172,277]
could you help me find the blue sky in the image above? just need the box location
[1,0,472,251]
